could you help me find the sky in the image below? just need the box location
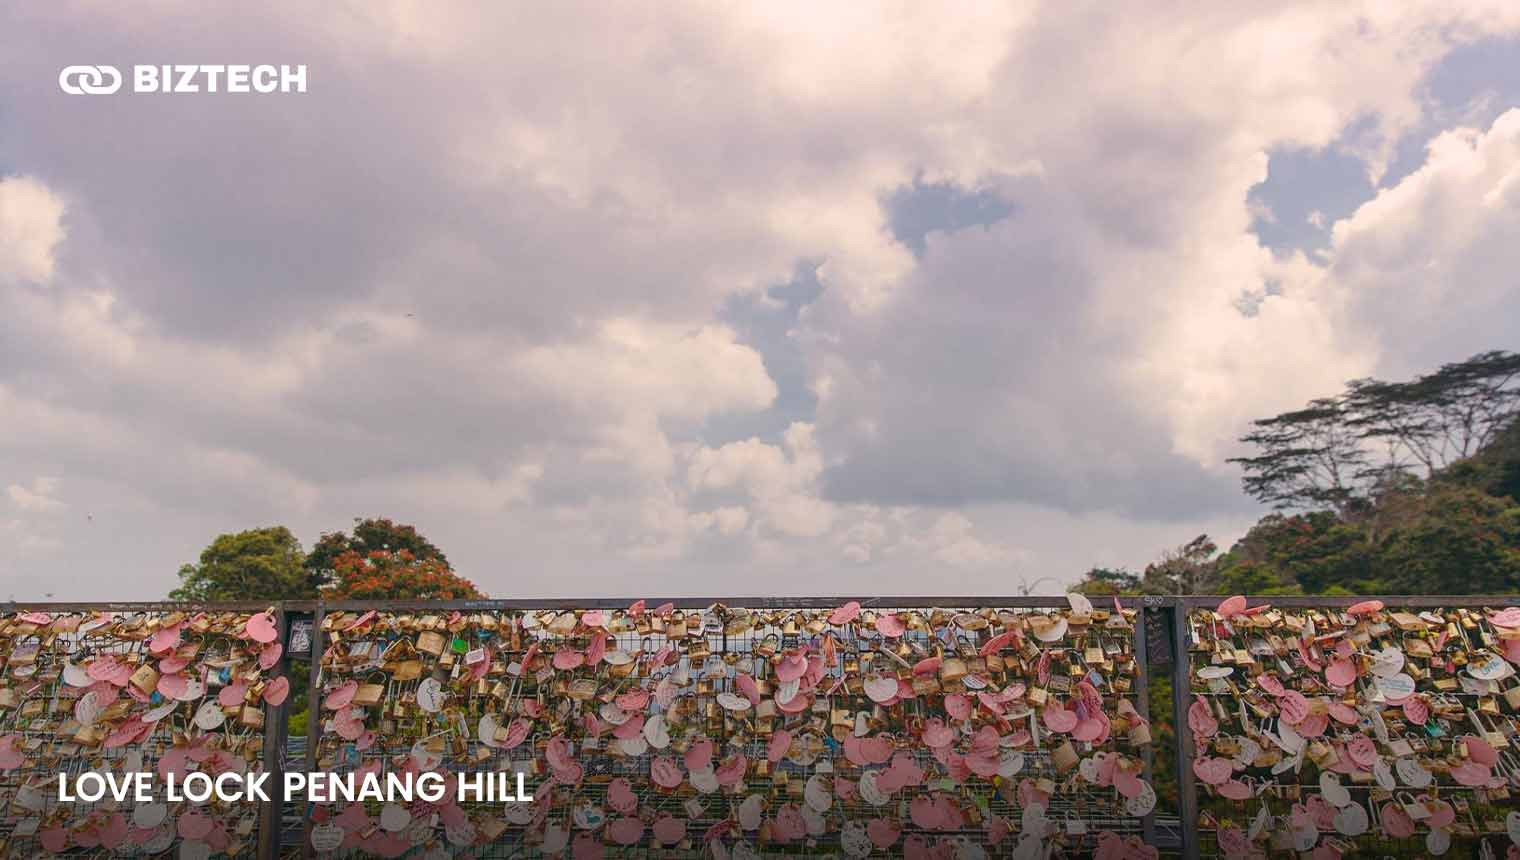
[3,3,1520,599]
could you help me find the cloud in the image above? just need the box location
[1,4,1519,598]
[1326,108,1520,377]
[7,477,64,513]
[0,176,65,285]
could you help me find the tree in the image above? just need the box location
[1375,487,1520,595]
[1439,416,1520,504]
[1140,535,1220,595]
[1069,567,1143,595]
[305,518,449,591]
[1213,512,1374,594]
[1228,397,1369,514]
[1346,350,1520,475]
[1231,350,1520,514]
[327,550,483,600]
[170,527,316,601]
[1212,560,1301,596]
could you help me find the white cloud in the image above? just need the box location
[909,512,1018,568]
[1,4,1518,597]
[0,176,65,286]
[1324,109,1520,377]
[7,478,64,513]
[514,320,777,424]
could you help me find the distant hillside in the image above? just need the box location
[1074,350,1520,597]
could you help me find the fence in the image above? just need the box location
[0,595,1515,858]
[1169,595,1520,860]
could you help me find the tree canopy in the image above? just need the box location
[1229,350,1520,513]
[171,519,482,601]
[170,526,316,601]
[304,517,450,591]
[326,549,482,600]
[1075,350,1520,599]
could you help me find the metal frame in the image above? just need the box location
[1172,594,1520,608]
[1133,604,1155,845]
[1170,603,1200,860]
[256,607,287,860]
[3,594,1514,859]
[1169,593,1520,860]
[0,602,290,859]
[299,605,326,860]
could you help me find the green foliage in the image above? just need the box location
[1202,350,1520,599]
[1440,417,1520,504]
[170,527,316,601]
[1211,560,1301,596]
[1376,486,1520,594]
[1070,567,1142,595]
[287,708,308,737]
[305,517,449,591]
[172,518,475,602]
[1148,674,1178,813]
[1212,512,1374,594]
[1204,481,1520,597]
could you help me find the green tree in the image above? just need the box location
[1211,560,1302,596]
[1376,486,1520,594]
[1439,416,1520,503]
[1214,512,1375,594]
[1069,567,1142,595]
[170,526,315,601]
[1230,350,1520,514]
[305,517,449,591]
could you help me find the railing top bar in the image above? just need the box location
[310,596,1132,611]
[2,595,1513,612]
[1173,594,1520,608]
[0,600,284,612]
[0,597,1110,611]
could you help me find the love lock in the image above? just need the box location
[132,802,167,829]
[1125,780,1157,816]
[839,821,873,858]
[378,802,410,832]
[1332,801,1368,837]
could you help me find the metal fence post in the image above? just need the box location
[257,605,289,860]
[1170,601,1200,860]
[300,603,327,859]
[1132,603,1154,845]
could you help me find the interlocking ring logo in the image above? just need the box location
[58,65,122,95]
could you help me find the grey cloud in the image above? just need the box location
[3,4,1520,600]
[806,200,1257,521]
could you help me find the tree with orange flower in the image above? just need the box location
[326,549,484,600]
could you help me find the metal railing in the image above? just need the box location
[0,594,1515,859]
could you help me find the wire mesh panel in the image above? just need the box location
[16,595,1514,857]
[304,599,1158,858]
[1179,597,1520,859]
[0,605,289,858]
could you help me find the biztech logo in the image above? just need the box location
[57,65,121,95]
[59,65,307,95]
